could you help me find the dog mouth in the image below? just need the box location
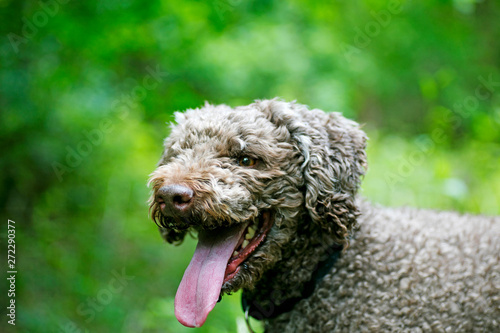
[223,210,273,284]
[174,210,273,328]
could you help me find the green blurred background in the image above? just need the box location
[1,0,499,332]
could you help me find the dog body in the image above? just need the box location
[149,99,500,332]
[267,201,500,332]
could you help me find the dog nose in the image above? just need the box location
[157,184,194,214]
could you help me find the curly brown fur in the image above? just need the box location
[267,202,500,332]
[148,99,500,331]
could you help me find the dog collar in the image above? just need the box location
[241,244,343,322]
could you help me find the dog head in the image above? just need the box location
[148,99,367,327]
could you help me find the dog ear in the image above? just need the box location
[256,99,367,244]
[300,109,367,244]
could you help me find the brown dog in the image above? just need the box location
[149,99,500,332]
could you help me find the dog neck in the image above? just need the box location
[241,240,344,320]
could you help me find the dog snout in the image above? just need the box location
[156,184,194,215]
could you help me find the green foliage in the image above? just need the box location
[0,0,499,332]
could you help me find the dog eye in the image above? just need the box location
[238,156,257,167]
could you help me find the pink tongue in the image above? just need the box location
[174,223,247,327]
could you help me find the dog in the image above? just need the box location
[148,99,500,332]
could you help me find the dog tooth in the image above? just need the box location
[242,240,249,249]
[246,228,256,239]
